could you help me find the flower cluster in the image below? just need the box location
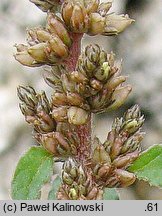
[17,86,55,133]
[62,0,134,35]
[57,159,103,200]
[15,13,72,67]
[47,44,131,125]
[15,0,133,68]
[91,105,145,187]
[17,86,79,157]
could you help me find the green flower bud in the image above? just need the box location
[69,188,79,200]
[94,62,110,81]
[70,167,78,179]
[62,172,74,185]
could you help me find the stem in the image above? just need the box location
[65,33,83,71]
[75,117,92,162]
[65,33,92,163]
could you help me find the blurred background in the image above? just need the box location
[0,0,162,200]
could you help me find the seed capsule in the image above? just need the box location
[67,92,84,106]
[93,145,111,165]
[14,51,41,67]
[113,151,139,168]
[49,36,69,58]
[114,169,136,187]
[28,43,48,62]
[47,13,72,47]
[107,85,132,111]
[67,106,89,125]
[97,164,111,179]
[86,187,98,200]
[104,14,134,36]
[52,106,68,122]
[52,93,68,106]
[89,13,105,35]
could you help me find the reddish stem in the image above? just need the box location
[65,33,92,163]
[75,119,92,162]
[65,33,83,71]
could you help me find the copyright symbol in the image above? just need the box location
[3,203,17,213]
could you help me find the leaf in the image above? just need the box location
[48,175,61,200]
[11,147,54,200]
[103,188,119,200]
[129,144,162,187]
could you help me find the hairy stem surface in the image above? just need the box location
[65,33,92,163]
[65,33,83,71]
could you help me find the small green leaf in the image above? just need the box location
[48,176,61,200]
[129,144,162,187]
[103,188,119,200]
[11,147,54,200]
